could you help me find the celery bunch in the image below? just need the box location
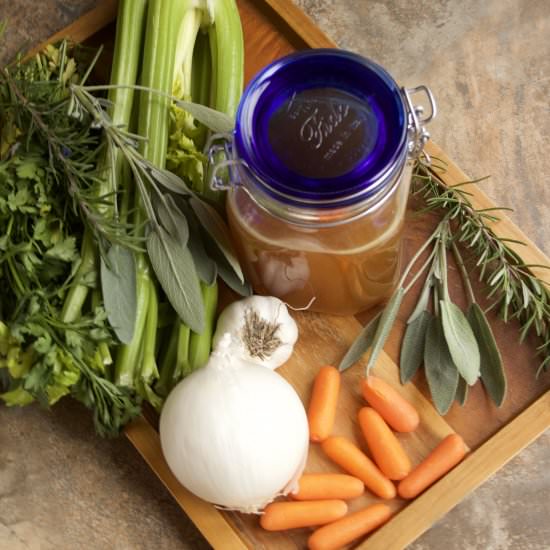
[102,0,246,407]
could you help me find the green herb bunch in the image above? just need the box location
[413,160,550,376]
[340,158,549,413]
[0,43,139,434]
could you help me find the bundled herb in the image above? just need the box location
[340,157,549,413]
[0,43,139,435]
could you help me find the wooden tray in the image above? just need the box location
[45,1,550,548]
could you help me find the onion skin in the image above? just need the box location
[159,349,309,513]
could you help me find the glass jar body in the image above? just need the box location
[227,162,412,315]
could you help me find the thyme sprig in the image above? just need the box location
[412,160,550,375]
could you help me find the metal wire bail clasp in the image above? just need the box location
[205,133,244,191]
[402,85,437,163]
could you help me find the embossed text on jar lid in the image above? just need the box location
[234,49,408,207]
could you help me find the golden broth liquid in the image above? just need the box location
[227,165,410,316]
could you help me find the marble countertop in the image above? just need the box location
[1,1,548,549]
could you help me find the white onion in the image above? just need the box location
[159,335,309,513]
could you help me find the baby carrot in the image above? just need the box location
[308,503,392,550]
[292,473,365,501]
[358,407,412,481]
[361,375,420,432]
[260,500,348,531]
[321,436,396,500]
[308,366,341,442]
[398,433,467,499]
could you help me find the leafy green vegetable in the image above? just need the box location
[424,315,459,415]
[338,312,381,372]
[400,310,431,383]
[100,244,137,344]
[440,299,480,385]
[468,303,507,406]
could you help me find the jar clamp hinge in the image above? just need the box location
[402,85,437,163]
[205,133,246,191]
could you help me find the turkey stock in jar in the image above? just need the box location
[209,49,436,316]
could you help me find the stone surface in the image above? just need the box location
[1,0,549,549]
[295,0,550,256]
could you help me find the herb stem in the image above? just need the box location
[403,246,437,294]
[451,239,476,306]
[397,219,447,289]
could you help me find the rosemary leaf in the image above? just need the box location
[338,311,382,372]
[467,303,507,406]
[424,315,459,415]
[365,288,405,374]
[440,299,480,385]
[400,310,431,383]
[100,244,137,344]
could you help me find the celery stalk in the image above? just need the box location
[115,0,188,389]
[188,281,218,371]
[155,323,179,397]
[61,0,147,324]
[209,0,244,117]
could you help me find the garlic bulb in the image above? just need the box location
[212,295,298,370]
[159,334,309,513]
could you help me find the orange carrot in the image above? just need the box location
[260,500,348,531]
[358,407,412,481]
[398,433,467,499]
[321,436,396,499]
[308,366,341,442]
[292,474,364,501]
[361,375,419,432]
[308,503,392,550]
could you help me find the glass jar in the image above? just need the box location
[209,49,436,316]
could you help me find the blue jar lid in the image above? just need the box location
[234,49,408,208]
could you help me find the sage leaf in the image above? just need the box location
[440,299,480,385]
[144,161,193,196]
[178,200,217,285]
[400,310,431,383]
[205,236,252,296]
[365,288,405,374]
[100,244,136,344]
[189,197,244,283]
[455,376,468,406]
[467,303,507,406]
[407,273,433,324]
[147,226,204,333]
[424,315,459,414]
[153,194,189,246]
[188,228,217,285]
[173,99,234,134]
[338,312,382,372]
